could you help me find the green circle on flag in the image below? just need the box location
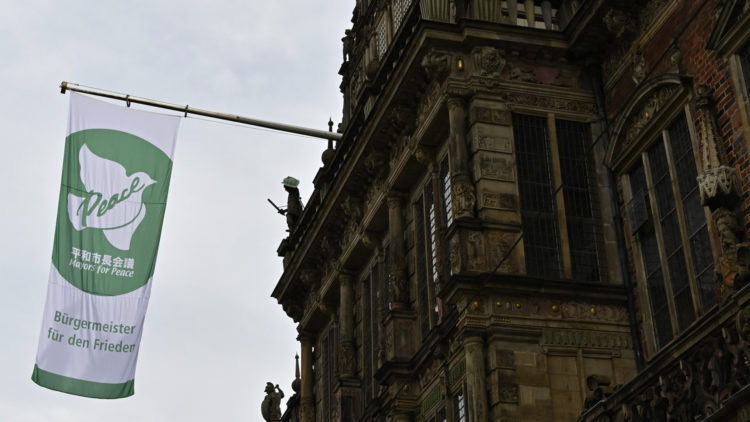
[52,129,173,296]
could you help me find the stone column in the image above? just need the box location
[465,334,488,422]
[387,194,408,309]
[300,336,315,422]
[447,97,476,219]
[339,272,356,378]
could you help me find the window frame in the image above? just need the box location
[621,106,718,354]
[511,112,607,281]
[412,152,451,339]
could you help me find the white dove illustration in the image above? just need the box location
[67,144,157,250]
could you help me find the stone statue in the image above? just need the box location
[282,177,303,230]
[261,382,285,422]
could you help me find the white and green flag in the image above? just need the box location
[32,92,180,398]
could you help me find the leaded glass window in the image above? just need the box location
[513,113,605,281]
[626,112,716,349]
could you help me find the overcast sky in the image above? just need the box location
[1,2,351,420]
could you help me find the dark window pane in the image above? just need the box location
[557,118,603,281]
[635,155,674,347]
[514,114,562,278]
[648,268,674,347]
[697,268,717,312]
[668,250,696,331]
[691,227,716,311]
[660,211,682,256]
[683,190,705,234]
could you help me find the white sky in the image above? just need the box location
[0,2,352,420]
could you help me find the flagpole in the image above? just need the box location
[60,81,342,142]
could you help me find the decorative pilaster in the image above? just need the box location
[339,272,356,378]
[694,85,750,297]
[387,194,409,309]
[447,97,476,219]
[464,334,489,421]
[696,86,742,209]
[299,336,315,422]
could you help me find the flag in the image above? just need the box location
[32,92,180,398]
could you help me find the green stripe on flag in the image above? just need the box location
[32,365,134,399]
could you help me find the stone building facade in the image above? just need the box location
[272,1,750,421]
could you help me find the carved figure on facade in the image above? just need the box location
[631,49,647,85]
[452,180,476,219]
[694,85,750,300]
[466,231,485,271]
[472,46,506,78]
[342,194,363,223]
[342,29,354,62]
[282,177,303,231]
[508,63,538,83]
[584,375,615,410]
[603,8,636,38]
[364,150,388,180]
[583,320,750,422]
[421,48,451,81]
[261,382,285,422]
[416,80,442,125]
[389,270,409,308]
[340,341,356,378]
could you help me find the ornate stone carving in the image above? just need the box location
[695,85,742,209]
[508,63,538,83]
[542,329,632,349]
[631,49,647,85]
[389,272,409,308]
[698,167,742,207]
[475,153,515,181]
[421,48,450,81]
[450,235,461,275]
[416,80,442,126]
[561,303,628,322]
[364,150,388,180]
[505,93,597,115]
[498,383,519,403]
[487,231,518,273]
[472,46,506,78]
[482,192,517,210]
[467,231,486,271]
[579,308,750,422]
[639,0,670,34]
[342,29,354,62]
[452,179,476,219]
[584,375,614,410]
[469,107,512,126]
[261,382,285,422]
[694,85,748,300]
[414,146,435,167]
[496,350,516,369]
[340,341,356,378]
[622,85,679,147]
[299,269,320,288]
[603,9,636,38]
[361,231,378,250]
[341,194,363,223]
